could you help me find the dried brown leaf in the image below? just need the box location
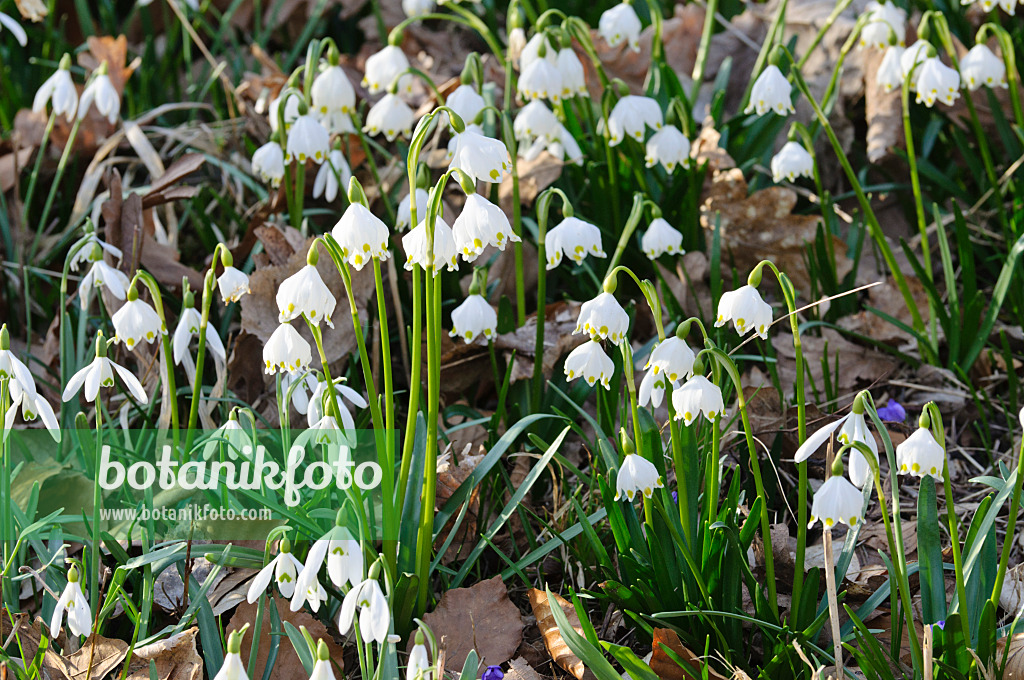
[146,153,205,197]
[227,597,343,680]
[650,628,728,680]
[494,301,584,384]
[506,657,545,680]
[50,633,129,680]
[527,588,593,680]
[125,628,203,680]
[421,576,523,669]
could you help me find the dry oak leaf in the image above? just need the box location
[506,657,545,680]
[421,575,523,669]
[46,633,129,680]
[527,588,596,680]
[125,628,203,680]
[649,628,728,680]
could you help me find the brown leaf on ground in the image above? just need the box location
[771,328,897,398]
[506,657,545,680]
[421,576,523,669]
[690,122,735,174]
[79,36,136,94]
[864,43,903,164]
[0,147,32,193]
[997,632,1024,679]
[527,589,594,680]
[125,628,203,680]
[500,152,564,211]
[145,153,205,199]
[649,628,728,680]
[838,275,930,347]
[494,301,584,384]
[48,634,129,680]
[1000,564,1024,616]
[435,442,485,565]
[0,612,64,666]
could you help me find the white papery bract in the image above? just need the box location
[638,370,669,408]
[218,266,250,304]
[715,285,773,339]
[598,2,642,51]
[363,45,413,95]
[364,94,414,141]
[564,340,614,389]
[79,259,130,309]
[646,336,695,383]
[449,129,511,183]
[269,93,301,132]
[112,298,166,350]
[263,323,312,375]
[173,307,226,365]
[79,73,120,123]
[645,126,691,172]
[252,141,286,187]
[771,141,814,183]
[62,355,149,404]
[50,572,91,638]
[809,475,864,529]
[860,1,906,50]
[878,46,906,92]
[338,578,390,644]
[408,641,430,680]
[314,149,353,203]
[614,454,664,501]
[745,65,794,116]
[246,548,305,602]
[641,217,684,259]
[518,58,563,103]
[449,295,498,343]
[277,264,336,327]
[545,217,606,269]
[403,0,435,17]
[5,379,60,443]
[286,115,330,164]
[452,194,518,261]
[672,375,724,425]
[961,44,1007,90]
[332,203,392,270]
[446,84,486,124]
[896,427,945,480]
[556,48,587,98]
[838,412,878,488]
[900,40,933,90]
[403,217,459,275]
[574,292,629,345]
[915,58,960,107]
[34,67,78,121]
[397,189,430,230]
[607,95,663,146]
[0,11,26,46]
[514,100,561,143]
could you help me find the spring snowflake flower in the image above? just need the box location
[960,45,1007,90]
[173,306,226,365]
[363,45,413,95]
[263,323,312,374]
[252,141,286,187]
[915,58,960,107]
[403,0,435,17]
[900,40,933,90]
[860,1,906,50]
[33,61,78,121]
[574,292,629,345]
[646,336,695,383]
[0,11,27,46]
[364,94,414,141]
[1000,0,1018,13]
[877,46,905,92]
[62,340,149,405]
[771,141,814,183]
[645,126,691,172]
[518,58,563,103]
[332,203,392,271]
[449,129,511,183]
[809,475,864,529]
[513,100,560,143]
[519,32,557,72]
[246,543,305,602]
[507,27,528,67]
[408,635,430,680]
[338,577,390,644]
[450,294,498,343]
[838,411,878,488]
[715,285,773,339]
[745,65,794,116]
[641,217,684,259]
[545,217,606,269]
[269,93,301,133]
[79,69,120,123]
[606,95,663,145]
[312,65,356,127]
[218,266,250,304]
[556,48,587,98]
[286,115,330,164]
[452,194,518,261]
[564,340,614,388]
[277,264,336,327]
[112,298,166,350]
[78,259,130,309]
[397,189,430,230]
[638,370,669,408]
[598,2,642,51]
[446,84,486,124]
[49,566,91,638]
[896,426,945,480]
[672,375,724,425]
[614,454,664,501]
[313,149,353,203]
[403,217,459,275]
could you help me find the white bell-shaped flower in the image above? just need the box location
[450,294,498,343]
[332,203,392,271]
[173,306,226,365]
[397,189,430,231]
[638,370,669,408]
[564,340,614,389]
[646,336,695,383]
[252,141,286,187]
[201,417,252,461]
[403,0,435,17]
[900,40,933,90]
[556,48,587,98]
[215,647,249,680]
[0,11,27,46]
[598,2,642,51]
[614,454,664,501]
[0,342,35,397]
[771,141,814,183]
[645,126,690,172]
[362,45,413,95]
[518,58,563,103]
[877,46,905,92]
[78,259,130,310]
[312,65,356,121]
[449,128,511,183]
[286,115,330,164]
[314,149,353,203]
[403,217,459,275]
[246,544,306,602]
[915,57,960,107]
[407,637,430,680]
[838,412,878,489]
[34,64,78,122]
[269,92,301,132]
[745,65,794,116]
[4,379,60,443]
[49,566,91,638]
[521,123,583,164]
[452,194,518,261]
[79,72,120,123]
[809,475,864,529]
[514,100,560,143]
[263,323,312,375]
[62,350,149,405]
[277,264,337,327]
[574,292,629,345]
[520,32,557,72]
[364,94,414,141]
[607,95,663,146]
[896,427,945,480]
[112,297,166,350]
[338,578,391,644]
[672,375,724,425]
[641,218,684,259]
[310,646,338,680]
[545,217,606,269]
[218,266,251,303]
[960,44,1007,90]
[446,84,486,125]
[306,377,368,431]
[860,1,906,50]
[715,285,773,339]
[1000,0,1018,13]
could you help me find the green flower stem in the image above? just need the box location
[795,0,855,72]
[690,0,719,116]
[389,9,506,69]
[501,115,527,327]
[983,24,1024,129]
[532,188,573,409]
[0,378,10,610]
[372,258,396,484]
[642,0,664,62]
[91,398,103,612]
[397,264,422,513]
[740,0,789,113]
[36,114,82,239]
[603,193,645,279]
[416,264,442,612]
[992,429,1024,612]
[183,246,227,461]
[133,271,179,451]
[58,235,93,430]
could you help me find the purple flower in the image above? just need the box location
[671,490,678,504]
[934,620,945,630]
[876,400,906,423]
[482,666,504,680]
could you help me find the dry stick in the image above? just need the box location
[923,623,934,680]
[823,440,844,677]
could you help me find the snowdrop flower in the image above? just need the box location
[614,454,664,501]
[449,129,511,183]
[112,296,166,350]
[452,193,518,261]
[715,285,773,339]
[314,149,353,203]
[49,566,91,638]
[397,189,430,230]
[403,0,435,17]
[645,126,691,172]
[408,632,430,680]
[252,141,286,187]
[33,58,77,121]
[78,258,130,309]
[513,100,560,143]
[292,529,364,597]
[518,58,563,103]
[672,375,724,425]
[896,426,945,480]
[4,378,60,443]
[575,292,629,345]
[598,2,642,51]
[745,65,794,116]
[545,217,606,269]
[915,58,960,107]
[556,48,587,98]
[1000,0,1018,13]
[277,263,336,327]
[173,305,226,366]
[246,540,305,602]
[860,1,906,50]
[900,40,933,90]
[646,336,695,383]
[286,115,330,164]
[201,414,252,461]
[809,475,864,529]
[446,84,486,124]
[269,93,301,133]
[877,46,905,92]
[638,370,668,408]
[306,376,368,431]
[519,32,557,72]
[71,233,122,271]
[641,218,684,259]
[1019,405,1024,431]
[218,266,251,304]
[771,141,814,183]
[564,340,614,389]
[79,65,120,124]
[310,641,338,680]
[960,44,1007,90]
[292,575,329,613]
[338,576,390,644]
[312,65,356,126]
[403,217,459,274]
[332,203,392,270]
[62,334,148,404]
[450,294,497,343]
[364,94,414,141]
[263,323,312,374]
[607,95,663,146]
[215,630,250,680]
[0,328,34,396]
[363,45,413,95]
[0,11,26,46]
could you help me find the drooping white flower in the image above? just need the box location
[517,58,563,103]
[306,376,368,431]
[111,298,166,351]
[614,454,664,501]
[218,266,251,304]
[446,84,486,125]
[877,46,905,92]
[508,27,528,68]
[672,375,724,425]
[638,370,669,408]
[646,336,695,383]
[277,264,336,327]
[641,218,684,259]
[452,194,518,261]
[0,340,35,398]
[397,189,430,231]
[513,100,560,144]
[564,340,614,389]
[809,475,864,529]
[896,426,945,480]
[62,350,149,405]
[900,40,933,90]
[403,217,459,275]
[252,141,286,187]
[201,416,252,461]
[4,379,60,443]
[745,65,794,117]
[838,412,878,489]
[960,44,1007,90]
[363,46,413,96]
[1020,405,1024,431]
[33,64,78,121]
[450,295,498,343]
[521,124,583,165]
[607,95,663,146]
[1000,0,1018,14]
[246,544,306,602]
[449,128,511,183]
[49,567,91,638]
[545,217,606,269]
[312,64,356,131]
[78,259,130,309]
[403,0,435,18]
[269,93,301,133]
[214,647,249,680]
[0,11,27,46]
[556,48,587,98]
[860,1,906,50]
[173,306,226,366]
[70,234,122,271]
[338,578,390,644]
[574,292,629,345]
[407,637,430,680]
[79,72,120,124]
[598,3,642,51]
[263,323,312,375]
[915,57,960,107]
[771,141,814,183]
[286,115,330,164]
[310,647,338,680]
[645,126,690,172]
[519,32,557,72]
[332,203,392,270]
[715,285,773,339]
[364,94,414,141]
[313,149,353,203]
